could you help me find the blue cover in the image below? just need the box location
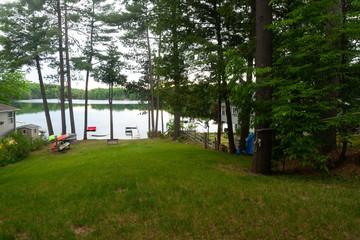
[242,133,254,155]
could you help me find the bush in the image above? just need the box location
[0,132,31,166]
[31,132,48,151]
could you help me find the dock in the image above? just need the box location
[125,127,140,139]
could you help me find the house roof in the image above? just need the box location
[0,104,20,113]
[17,124,40,130]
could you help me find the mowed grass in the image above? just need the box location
[0,139,359,239]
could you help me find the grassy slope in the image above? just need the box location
[0,139,359,239]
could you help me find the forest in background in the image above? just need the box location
[24,82,139,100]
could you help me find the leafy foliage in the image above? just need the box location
[0,132,31,166]
[0,57,29,104]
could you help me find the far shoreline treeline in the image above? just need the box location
[24,82,140,101]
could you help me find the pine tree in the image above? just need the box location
[93,46,127,139]
[0,2,55,135]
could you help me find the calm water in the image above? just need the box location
[13,99,217,140]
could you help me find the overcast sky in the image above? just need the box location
[3,0,142,90]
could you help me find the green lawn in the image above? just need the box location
[0,139,359,239]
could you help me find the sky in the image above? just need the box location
[3,0,142,90]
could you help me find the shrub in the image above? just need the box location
[31,132,48,151]
[0,132,31,166]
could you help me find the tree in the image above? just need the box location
[187,0,244,153]
[104,0,159,136]
[251,0,273,174]
[56,0,67,135]
[72,0,113,140]
[154,0,192,141]
[93,45,127,139]
[0,2,55,135]
[64,0,76,134]
[0,57,28,105]
[268,0,360,171]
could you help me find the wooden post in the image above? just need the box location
[204,132,208,149]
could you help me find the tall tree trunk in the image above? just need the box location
[173,108,181,141]
[319,1,341,155]
[64,0,75,134]
[109,83,114,140]
[161,109,164,133]
[225,94,236,153]
[252,0,273,175]
[155,33,162,134]
[146,25,155,136]
[148,96,151,135]
[339,0,348,162]
[216,96,222,150]
[83,2,95,140]
[57,0,66,135]
[239,0,255,152]
[213,1,235,153]
[35,56,54,136]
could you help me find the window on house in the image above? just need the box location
[233,108,238,114]
[22,129,26,135]
[34,129,37,134]
[8,112,13,124]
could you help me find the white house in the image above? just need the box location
[0,104,20,138]
[220,102,239,131]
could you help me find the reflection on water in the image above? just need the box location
[13,99,217,140]
[11,102,148,115]
[13,99,170,140]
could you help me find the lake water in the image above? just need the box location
[12,99,218,140]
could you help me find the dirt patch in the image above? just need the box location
[16,231,28,240]
[273,147,360,176]
[0,217,8,224]
[115,188,128,193]
[72,225,93,236]
[218,164,243,172]
[330,148,360,176]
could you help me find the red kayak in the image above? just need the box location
[87,127,96,131]
[50,142,57,150]
[57,134,69,141]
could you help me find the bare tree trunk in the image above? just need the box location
[161,109,164,133]
[251,0,273,175]
[64,0,75,134]
[57,0,66,135]
[225,97,236,153]
[214,2,222,151]
[213,1,235,152]
[109,83,114,140]
[148,96,151,135]
[146,25,155,135]
[155,33,162,134]
[83,2,95,140]
[173,109,181,141]
[35,56,54,136]
[216,96,222,150]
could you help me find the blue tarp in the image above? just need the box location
[236,133,254,155]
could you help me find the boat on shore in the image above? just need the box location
[91,133,107,137]
[87,127,96,131]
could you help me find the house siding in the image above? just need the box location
[220,103,238,128]
[0,111,16,137]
